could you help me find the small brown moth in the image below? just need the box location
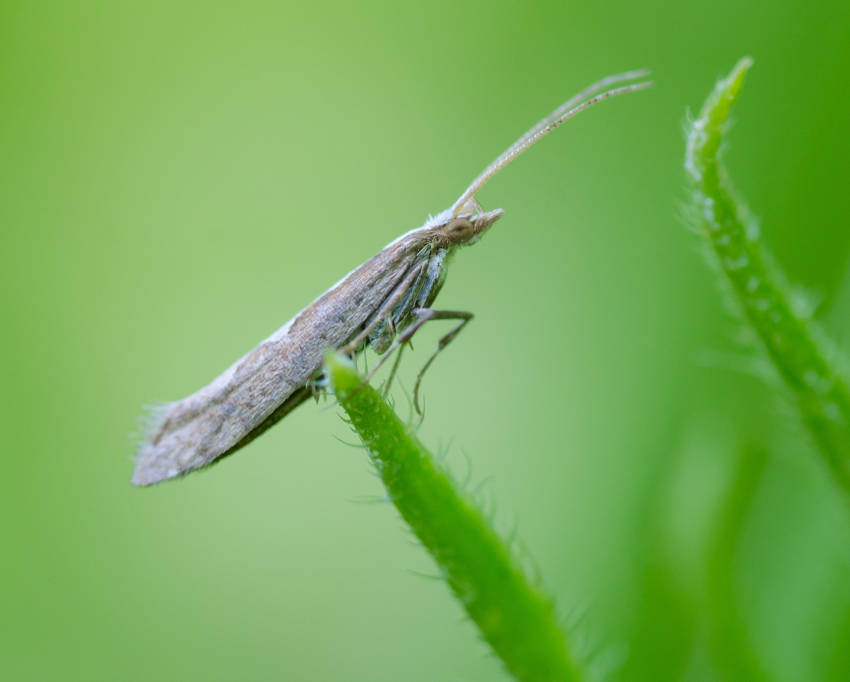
[133,70,651,486]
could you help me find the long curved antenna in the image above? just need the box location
[451,73,652,216]
[504,69,649,158]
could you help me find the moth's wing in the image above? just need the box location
[219,383,313,457]
[132,322,315,486]
[132,233,428,486]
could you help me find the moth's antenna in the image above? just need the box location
[505,69,649,156]
[451,72,652,216]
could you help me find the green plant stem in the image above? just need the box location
[685,58,850,492]
[325,352,582,682]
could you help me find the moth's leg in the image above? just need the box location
[371,316,395,354]
[409,308,473,413]
[360,307,472,412]
[360,305,436,384]
[381,342,406,399]
[340,262,424,355]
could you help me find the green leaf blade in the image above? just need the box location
[325,352,584,682]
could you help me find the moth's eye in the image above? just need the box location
[445,218,475,242]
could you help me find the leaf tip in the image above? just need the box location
[324,350,361,397]
[686,56,756,181]
[724,56,754,99]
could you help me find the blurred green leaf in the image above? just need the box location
[685,58,850,494]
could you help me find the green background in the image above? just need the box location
[3,1,850,680]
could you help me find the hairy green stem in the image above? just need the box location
[325,352,583,682]
[685,58,850,492]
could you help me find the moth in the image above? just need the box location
[133,70,651,486]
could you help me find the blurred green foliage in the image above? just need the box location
[2,2,850,681]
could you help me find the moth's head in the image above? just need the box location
[431,70,651,250]
[430,198,503,248]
